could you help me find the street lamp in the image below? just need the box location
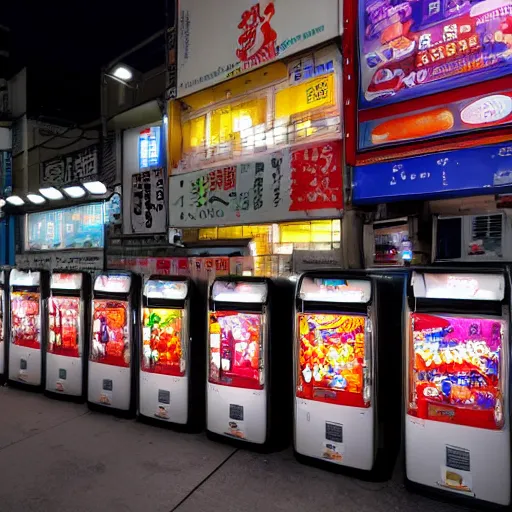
[112,65,133,81]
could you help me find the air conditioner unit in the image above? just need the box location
[433,211,512,262]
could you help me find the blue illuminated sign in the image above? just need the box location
[139,126,161,170]
[352,142,512,204]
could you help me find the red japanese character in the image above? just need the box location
[223,166,237,190]
[236,1,277,69]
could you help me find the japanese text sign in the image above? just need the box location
[168,142,343,227]
[131,168,167,234]
[359,0,512,108]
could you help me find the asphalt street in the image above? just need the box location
[0,387,473,512]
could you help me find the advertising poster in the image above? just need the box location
[359,90,512,149]
[131,168,167,234]
[352,141,512,203]
[169,143,343,228]
[409,313,504,430]
[359,0,512,109]
[177,0,342,96]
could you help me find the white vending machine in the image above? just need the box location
[0,270,7,383]
[406,268,510,508]
[207,277,293,449]
[87,272,139,416]
[139,276,204,429]
[294,271,404,476]
[46,271,90,400]
[8,269,49,389]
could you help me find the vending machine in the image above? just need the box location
[8,269,49,389]
[87,271,140,416]
[139,275,205,429]
[0,270,8,383]
[207,277,293,449]
[406,268,511,507]
[294,270,404,477]
[45,271,91,400]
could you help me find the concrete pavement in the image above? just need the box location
[0,387,471,512]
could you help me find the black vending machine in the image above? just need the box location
[0,269,8,383]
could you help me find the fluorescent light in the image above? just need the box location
[63,186,86,198]
[112,65,132,81]
[39,187,64,200]
[6,195,25,206]
[26,194,46,204]
[0,199,5,208]
[83,181,107,194]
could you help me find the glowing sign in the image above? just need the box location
[358,0,512,108]
[51,273,83,290]
[144,280,188,300]
[10,269,40,287]
[299,277,372,303]
[139,126,161,169]
[211,281,268,303]
[94,273,132,294]
[412,271,505,301]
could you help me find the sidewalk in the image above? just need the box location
[0,387,470,512]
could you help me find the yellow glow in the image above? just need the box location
[275,73,335,121]
[198,227,218,240]
[183,116,206,153]
[218,226,244,239]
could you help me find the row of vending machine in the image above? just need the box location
[0,266,509,509]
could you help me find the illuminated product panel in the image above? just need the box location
[142,308,185,376]
[297,314,368,407]
[409,313,504,429]
[11,292,41,349]
[90,300,130,368]
[209,312,263,390]
[48,297,81,358]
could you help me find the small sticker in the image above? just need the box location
[155,405,170,420]
[229,404,244,421]
[55,381,65,393]
[225,420,245,440]
[322,422,344,463]
[100,379,113,406]
[59,369,67,380]
[437,446,473,495]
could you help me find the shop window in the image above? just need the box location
[182,116,206,154]
[26,203,104,251]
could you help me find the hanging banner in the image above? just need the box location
[169,141,343,227]
[358,0,512,109]
[16,250,104,272]
[352,141,512,204]
[131,168,167,234]
[177,0,342,97]
[359,90,512,150]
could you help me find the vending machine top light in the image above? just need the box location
[94,272,132,296]
[298,276,372,304]
[51,272,83,291]
[0,270,4,285]
[144,277,189,301]
[10,269,41,287]
[211,279,268,305]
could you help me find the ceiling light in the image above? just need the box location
[39,187,64,200]
[0,199,5,208]
[26,194,46,205]
[6,195,25,206]
[63,186,86,198]
[83,181,107,194]
[112,65,133,81]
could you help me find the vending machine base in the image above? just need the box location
[7,346,44,392]
[44,353,85,403]
[87,362,135,419]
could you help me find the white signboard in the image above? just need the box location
[169,145,343,227]
[131,168,167,234]
[177,0,342,97]
[16,250,104,272]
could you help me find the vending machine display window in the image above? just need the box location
[11,292,41,349]
[0,289,4,347]
[297,313,367,407]
[409,313,504,430]
[48,297,81,358]
[91,300,130,367]
[209,311,263,390]
[142,308,185,376]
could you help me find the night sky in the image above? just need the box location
[3,0,167,123]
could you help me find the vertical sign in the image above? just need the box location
[131,168,167,234]
[139,127,161,170]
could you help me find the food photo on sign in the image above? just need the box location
[358,0,512,108]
